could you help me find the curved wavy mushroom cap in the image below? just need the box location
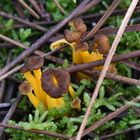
[75,41,89,52]
[19,81,32,95]
[69,18,87,33]
[25,55,44,71]
[64,29,81,43]
[20,65,28,73]
[71,98,81,111]
[94,34,110,54]
[41,68,70,98]
[108,65,117,74]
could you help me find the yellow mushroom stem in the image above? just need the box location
[68,85,75,98]
[24,71,41,100]
[50,39,75,50]
[50,39,80,64]
[27,91,39,108]
[76,104,81,111]
[44,89,65,109]
[33,69,48,107]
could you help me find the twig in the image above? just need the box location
[0,11,47,32]
[0,32,66,58]
[67,50,140,73]
[103,54,140,71]
[122,60,140,71]
[53,0,66,15]
[0,43,15,49]
[0,0,90,77]
[0,34,28,49]
[28,0,41,15]
[0,96,22,137]
[13,0,26,18]
[76,0,102,16]
[0,123,70,139]
[17,0,39,19]
[83,6,140,22]
[71,96,140,140]
[0,50,12,102]
[82,0,121,41]
[97,24,140,35]
[0,64,24,82]
[84,70,140,86]
[38,1,51,21]
[0,81,5,102]
[75,1,139,140]
[4,82,15,102]
[100,127,138,140]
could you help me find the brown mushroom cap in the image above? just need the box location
[25,55,44,71]
[41,68,70,98]
[94,34,110,54]
[69,18,87,33]
[75,41,89,52]
[64,29,81,43]
[20,65,28,73]
[108,65,117,74]
[19,81,32,95]
[71,98,81,109]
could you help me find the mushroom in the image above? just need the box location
[19,81,39,108]
[69,18,87,33]
[71,98,81,111]
[20,65,40,100]
[108,64,117,74]
[41,68,70,98]
[21,55,47,107]
[93,34,110,54]
[50,18,116,81]
[68,85,75,98]
[64,29,81,43]
[41,68,76,109]
[21,56,76,110]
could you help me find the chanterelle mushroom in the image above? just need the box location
[25,55,44,71]
[93,34,110,54]
[19,81,39,108]
[21,55,46,107]
[71,98,81,111]
[41,68,70,98]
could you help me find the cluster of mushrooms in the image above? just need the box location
[19,55,81,111]
[51,18,117,79]
[19,18,117,111]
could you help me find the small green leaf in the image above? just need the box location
[19,28,31,42]
[83,92,91,107]
[99,86,105,99]
[62,59,69,69]
[104,102,116,111]
[5,19,13,30]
